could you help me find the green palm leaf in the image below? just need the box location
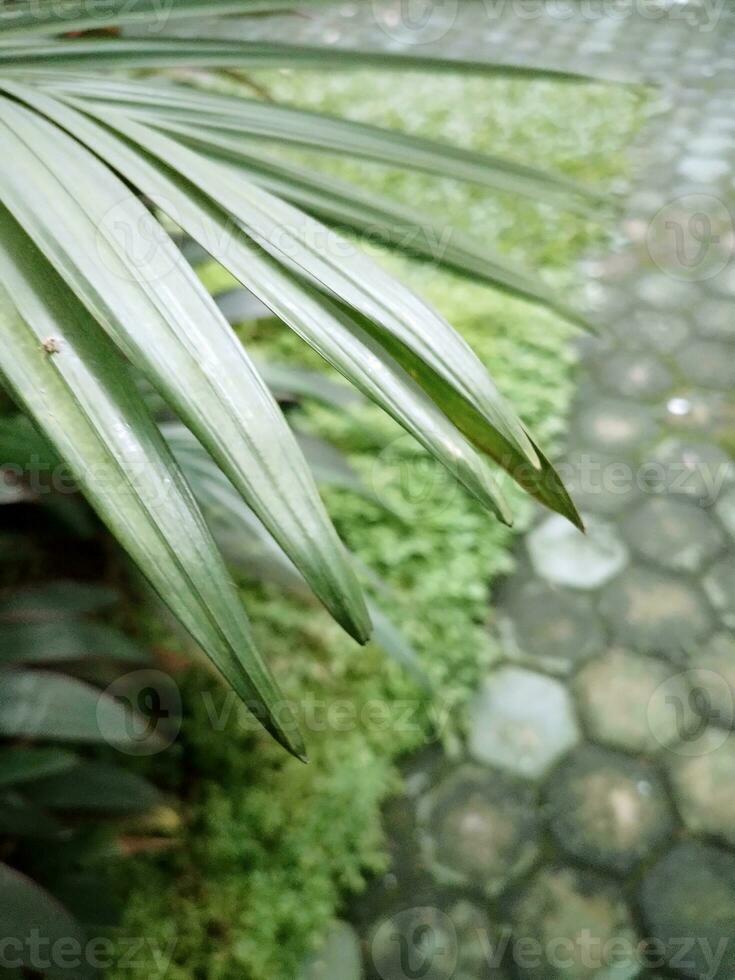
[0,207,304,757]
[0,88,370,645]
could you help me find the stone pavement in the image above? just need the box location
[270,4,735,980]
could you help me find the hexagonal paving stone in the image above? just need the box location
[573,648,695,752]
[637,274,692,310]
[652,438,735,505]
[368,902,511,980]
[620,496,724,573]
[599,567,713,654]
[448,901,512,980]
[697,298,735,340]
[368,906,458,980]
[545,746,675,874]
[704,555,735,628]
[665,390,733,435]
[511,866,640,980]
[689,632,735,726]
[502,581,606,675]
[468,667,579,779]
[526,514,628,590]
[417,765,539,897]
[574,399,658,455]
[677,155,731,182]
[715,485,735,538]
[667,727,735,846]
[560,449,640,517]
[675,339,735,391]
[598,350,673,400]
[627,310,689,353]
[640,841,735,980]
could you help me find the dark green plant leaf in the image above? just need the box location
[0,582,119,624]
[0,669,154,745]
[24,761,161,813]
[0,791,64,838]
[0,862,87,978]
[0,621,151,666]
[0,747,78,788]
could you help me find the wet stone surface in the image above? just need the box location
[651,439,734,505]
[667,728,735,847]
[573,648,693,753]
[573,399,658,455]
[502,581,606,675]
[620,496,725,573]
[599,566,713,654]
[675,339,735,390]
[417,765,539,897]
[703,555,735,629]
[526,514,628,590]
[468,667,579,780]
[545,746,675,874]
[510,867,639,980]
[640,842,735,980]
[597,350,674,400]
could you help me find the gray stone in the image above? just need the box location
[502,580,606,675]
[677,155,730,182]
[620,496,724,572]
[597,351,673,399]
[368,907,457,980]
[704,555,735,628]
[667,728,735,846]
[368,903,511,980]
[560,449,640,517]
[715,485,735,537]
[675,340,735,390]
[640,842,735,980]
[637,274,693,310]
[417,764,539,896]
[511,867,639,980]
[696,298,735,340]
[526,514,628,590]
[574,399,658,454]
[687,632,735,728]
[599,567,713,654]
[651,439,735,505]
[468,667,579,779]
[627,311,689,353]
[573,648,694,753]
[546,746,675,874]
[300,922,362,980]
[665,390,732,434]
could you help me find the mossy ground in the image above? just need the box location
[111,69,646,980]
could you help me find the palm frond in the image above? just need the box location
[0,0,592,751]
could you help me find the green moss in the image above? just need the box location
[112,69,647,980]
